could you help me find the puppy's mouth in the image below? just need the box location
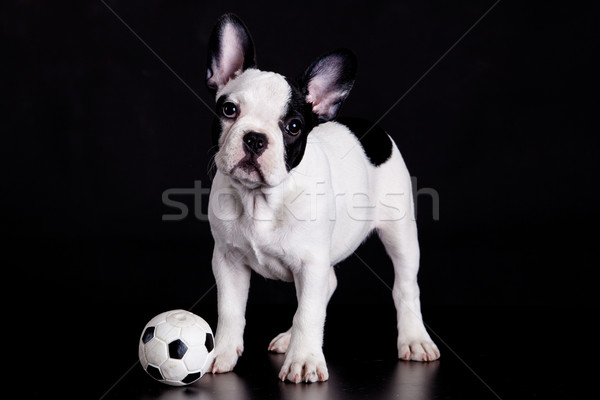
[230,156,266,185]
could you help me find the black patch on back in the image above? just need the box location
[337,117,393,166]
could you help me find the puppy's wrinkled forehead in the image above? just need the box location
[218,69,290,120]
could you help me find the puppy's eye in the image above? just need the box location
[221,102,238,118]
[285,119,303,136]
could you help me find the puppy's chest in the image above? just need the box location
[224,219,295,282]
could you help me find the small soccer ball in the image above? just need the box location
[138,310,215,386]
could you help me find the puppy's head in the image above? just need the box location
[206,14,357,189]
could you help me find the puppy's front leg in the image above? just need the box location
[279,264,330,383]
[210,246,251,374]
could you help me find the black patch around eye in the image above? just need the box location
[211,95,228,148]
[337,117,393,166]
[215,95,227,116]
[286,119,302,135]
[281,77,318,171]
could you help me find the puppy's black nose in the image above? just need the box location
[242,132,268,156]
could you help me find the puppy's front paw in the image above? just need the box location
[210,345,244,374]
[398,338,440,362]
[278,352,328,383]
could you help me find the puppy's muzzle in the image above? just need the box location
[243,131,268,156]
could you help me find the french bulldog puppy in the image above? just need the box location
[205,13,439,383]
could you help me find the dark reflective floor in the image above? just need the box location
[39,304,595,400]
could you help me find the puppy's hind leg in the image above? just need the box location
[268,267,337,354]
[377,220,440,361]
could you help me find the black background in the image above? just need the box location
[6,0,598,307]
[4,1,600,397]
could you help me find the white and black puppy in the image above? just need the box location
[205,14,439,383]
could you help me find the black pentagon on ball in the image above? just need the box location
[181,371,201,384]
[168,339,188,359]
[205,333,214,352]
[142,327,155,344]
[146,365,163,381]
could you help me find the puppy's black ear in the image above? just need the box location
[299,49,357,122]
[206,14,256,94]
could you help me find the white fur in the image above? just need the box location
[214,69,291,188]
[208,69,439,383]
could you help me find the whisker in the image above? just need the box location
[206,146,219,179]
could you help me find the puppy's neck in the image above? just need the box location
[227,175,289,221]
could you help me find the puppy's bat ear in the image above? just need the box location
[299,49,357,122]
[206,13,256,95]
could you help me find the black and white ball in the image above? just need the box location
[138,310,215,386]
